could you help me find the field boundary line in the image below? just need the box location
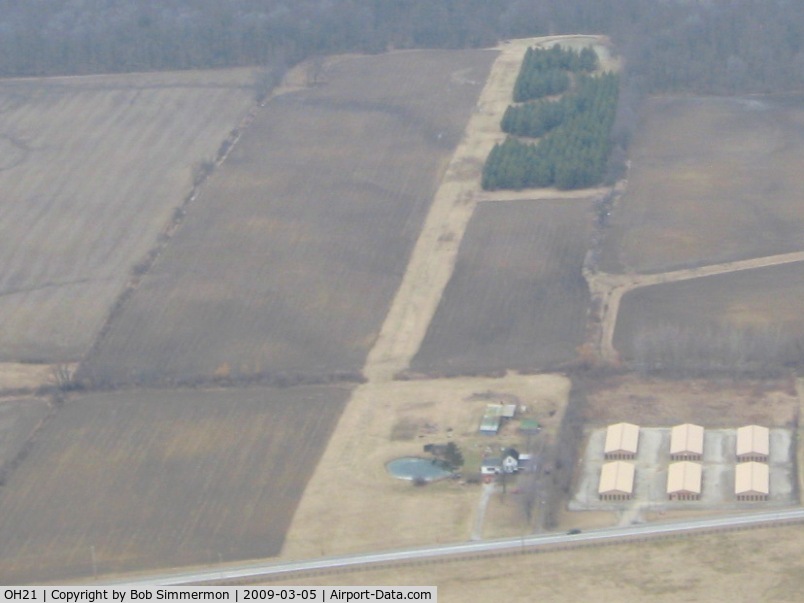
[74,93,266,382]
[587,250,804,362]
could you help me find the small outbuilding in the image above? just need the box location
[736,425,770,462]
[666,461,702,501]
[604,422,640,460]
[670,423,704,461]
[735,461,769,501]
[598,461,635,501]
[481,457,502,476]
[479,414,501,435]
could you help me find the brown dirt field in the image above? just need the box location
[583,374,798,428]
[613,261,804,361]
[0,385,349,584]
[0,69,256,362]
[0,396,51,477]
[81,49,496,387]
[271,525,804,602]
[600,94,804,273]
[282,373,571,559]
[410,199,595,376]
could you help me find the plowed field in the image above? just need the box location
[614,261,804,363]
[0,69,256,362]
[600,95,804,273]
[410,200,594,375]
[81,50,497,387]
[0,386,349,584]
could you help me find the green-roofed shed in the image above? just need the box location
[519,419,541,434]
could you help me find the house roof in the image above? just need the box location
[736,425,769,457]
[598,461,635,495]
[666,461,702,495]
[735,461,769,495]
[670,423,704,456]
[604,422,640,455]
[502,447,520,459]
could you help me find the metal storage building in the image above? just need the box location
[666,461,702,501]
[736,425,769,462]
[604,422,640,460]
[670,423,704,461]
[598,461,635,501]
[735,461,769,501]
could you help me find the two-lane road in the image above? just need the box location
[103,506,804,586]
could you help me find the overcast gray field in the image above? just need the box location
[410,200,594,376]
[600,94,804,273]
[613,261,804,361]
[0,385,350,584]
[0,398,51,482]
[81,50,497,387]
[0,70,256,362]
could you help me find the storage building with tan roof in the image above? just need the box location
[666,461,702,501]
[604,422,639,460]
[603,423,639,460]
[670,423,704,461]
[736,425,769,462]
[735,461,769,501]
[598,461,635,501]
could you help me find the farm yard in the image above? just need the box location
[0,385,350,584]
[599,95,804,273]
[282,373,571,560]
[80,50,497,387]
[0,69,256,363]
[613,261,804,370]
[410,199,595,376]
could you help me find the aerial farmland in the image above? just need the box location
[411,199,595,376]
[0,386,349,583]
[80,50,496,387]
[0,24,801,591]
[600,95,804,273]
[0,69,257,364]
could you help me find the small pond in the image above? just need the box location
[386,456,453,482]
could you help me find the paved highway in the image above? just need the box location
[104,506,804,586]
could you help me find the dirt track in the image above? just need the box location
[365,35,613,382]
[284,35,612,558]
[587,251,804,362]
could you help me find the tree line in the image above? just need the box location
[1,1,804,99]
[483,71,619,190]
